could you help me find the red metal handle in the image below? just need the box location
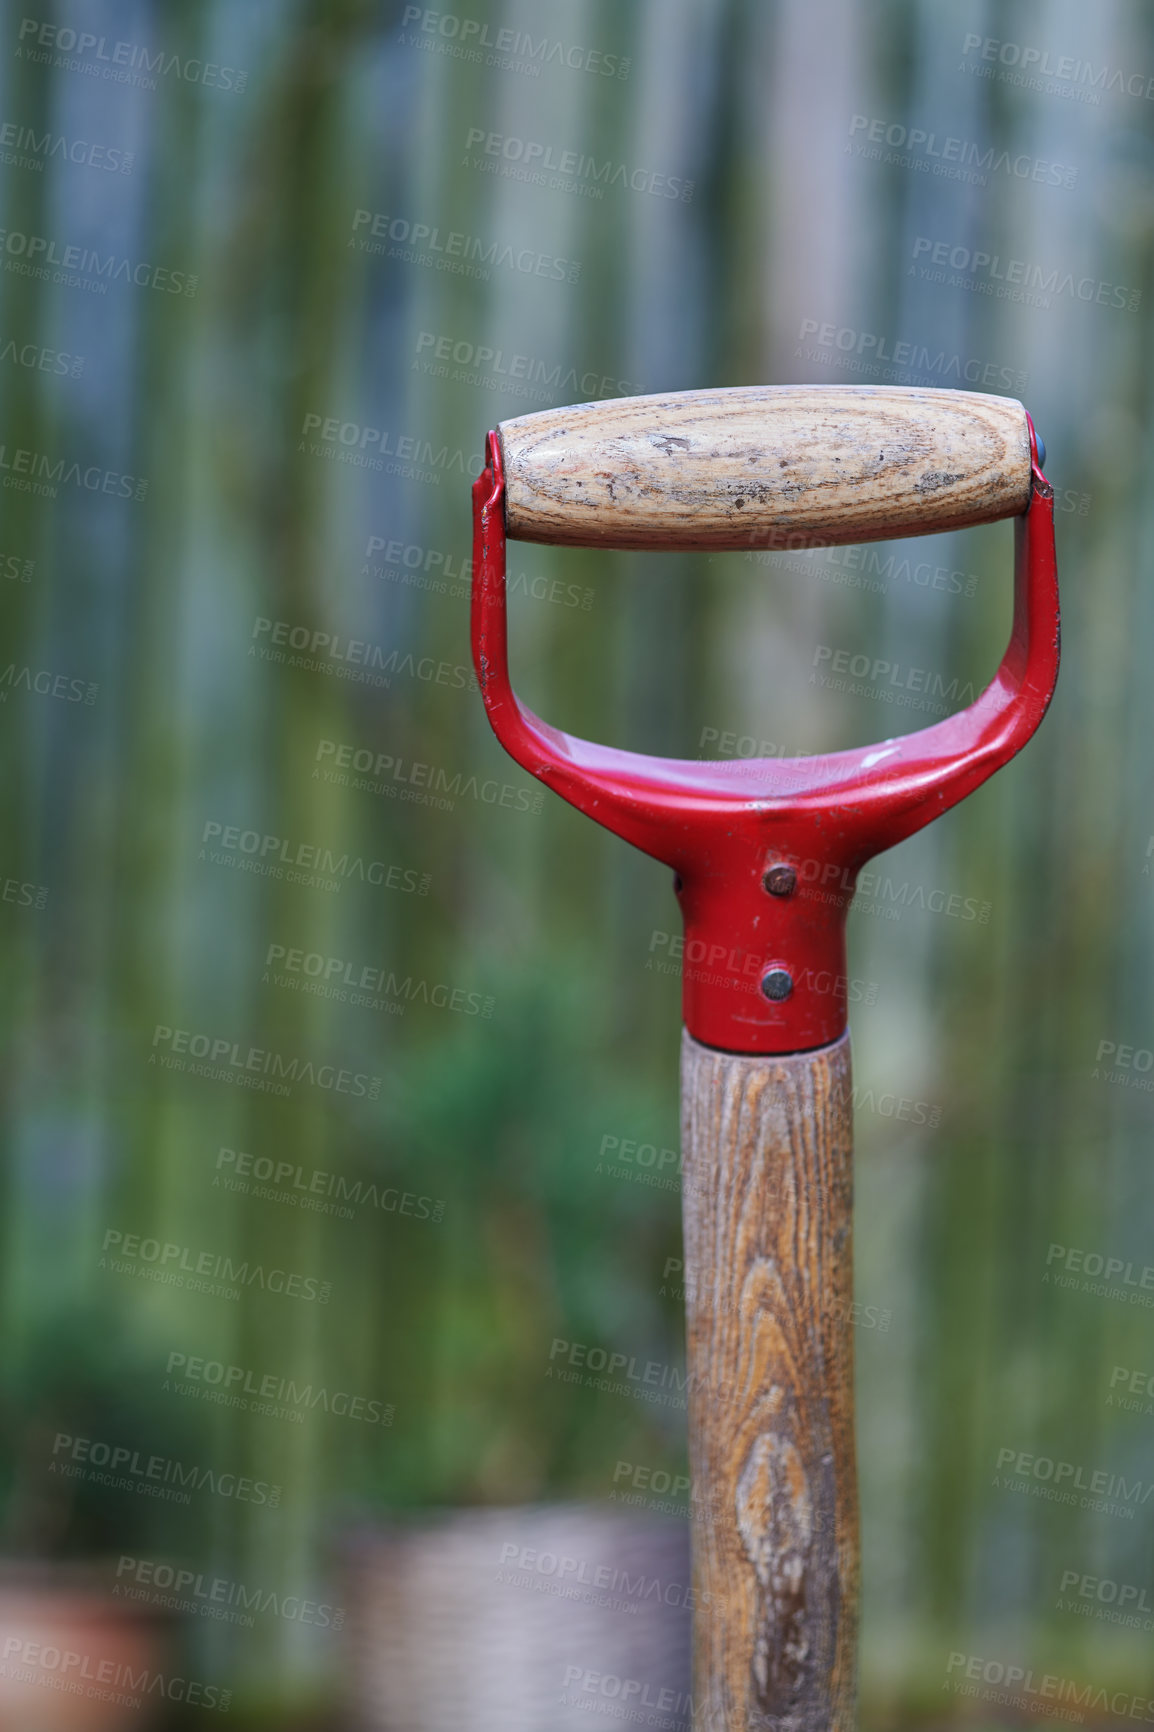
[471,419,1059,1055]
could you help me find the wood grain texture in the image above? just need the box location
[680,1026,857,1732]
[499,385,1031,549]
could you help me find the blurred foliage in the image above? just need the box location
[0,1304,200,1557]
[379,955,684,1505]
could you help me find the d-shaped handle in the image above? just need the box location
[498,385,1033,551]
[472,395,1058,1055]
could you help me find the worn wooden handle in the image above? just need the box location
[499,385,1031,549]
[680,1026,857,1732]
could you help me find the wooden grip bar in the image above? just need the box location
[498,385,1032,550]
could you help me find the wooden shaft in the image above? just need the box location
[499,384,1031,549]
[680,1026,857,1732]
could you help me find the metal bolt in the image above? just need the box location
[761,967,793,1002]
[763,862,797,898]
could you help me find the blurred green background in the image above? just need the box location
[0,0,1152,1724]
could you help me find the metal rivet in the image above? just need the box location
[763,863,797,898]
[672,872,684,895]
[761,967,793,1002]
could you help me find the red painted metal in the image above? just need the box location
[471,418,1059,1055]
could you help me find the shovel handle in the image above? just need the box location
[680,1027,857,1732]
[499,384,1031,549]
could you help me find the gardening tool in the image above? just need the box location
[470,386,1059,1731]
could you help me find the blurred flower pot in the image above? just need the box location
[341,1504,692,1732]
[0,1567,169,1732]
